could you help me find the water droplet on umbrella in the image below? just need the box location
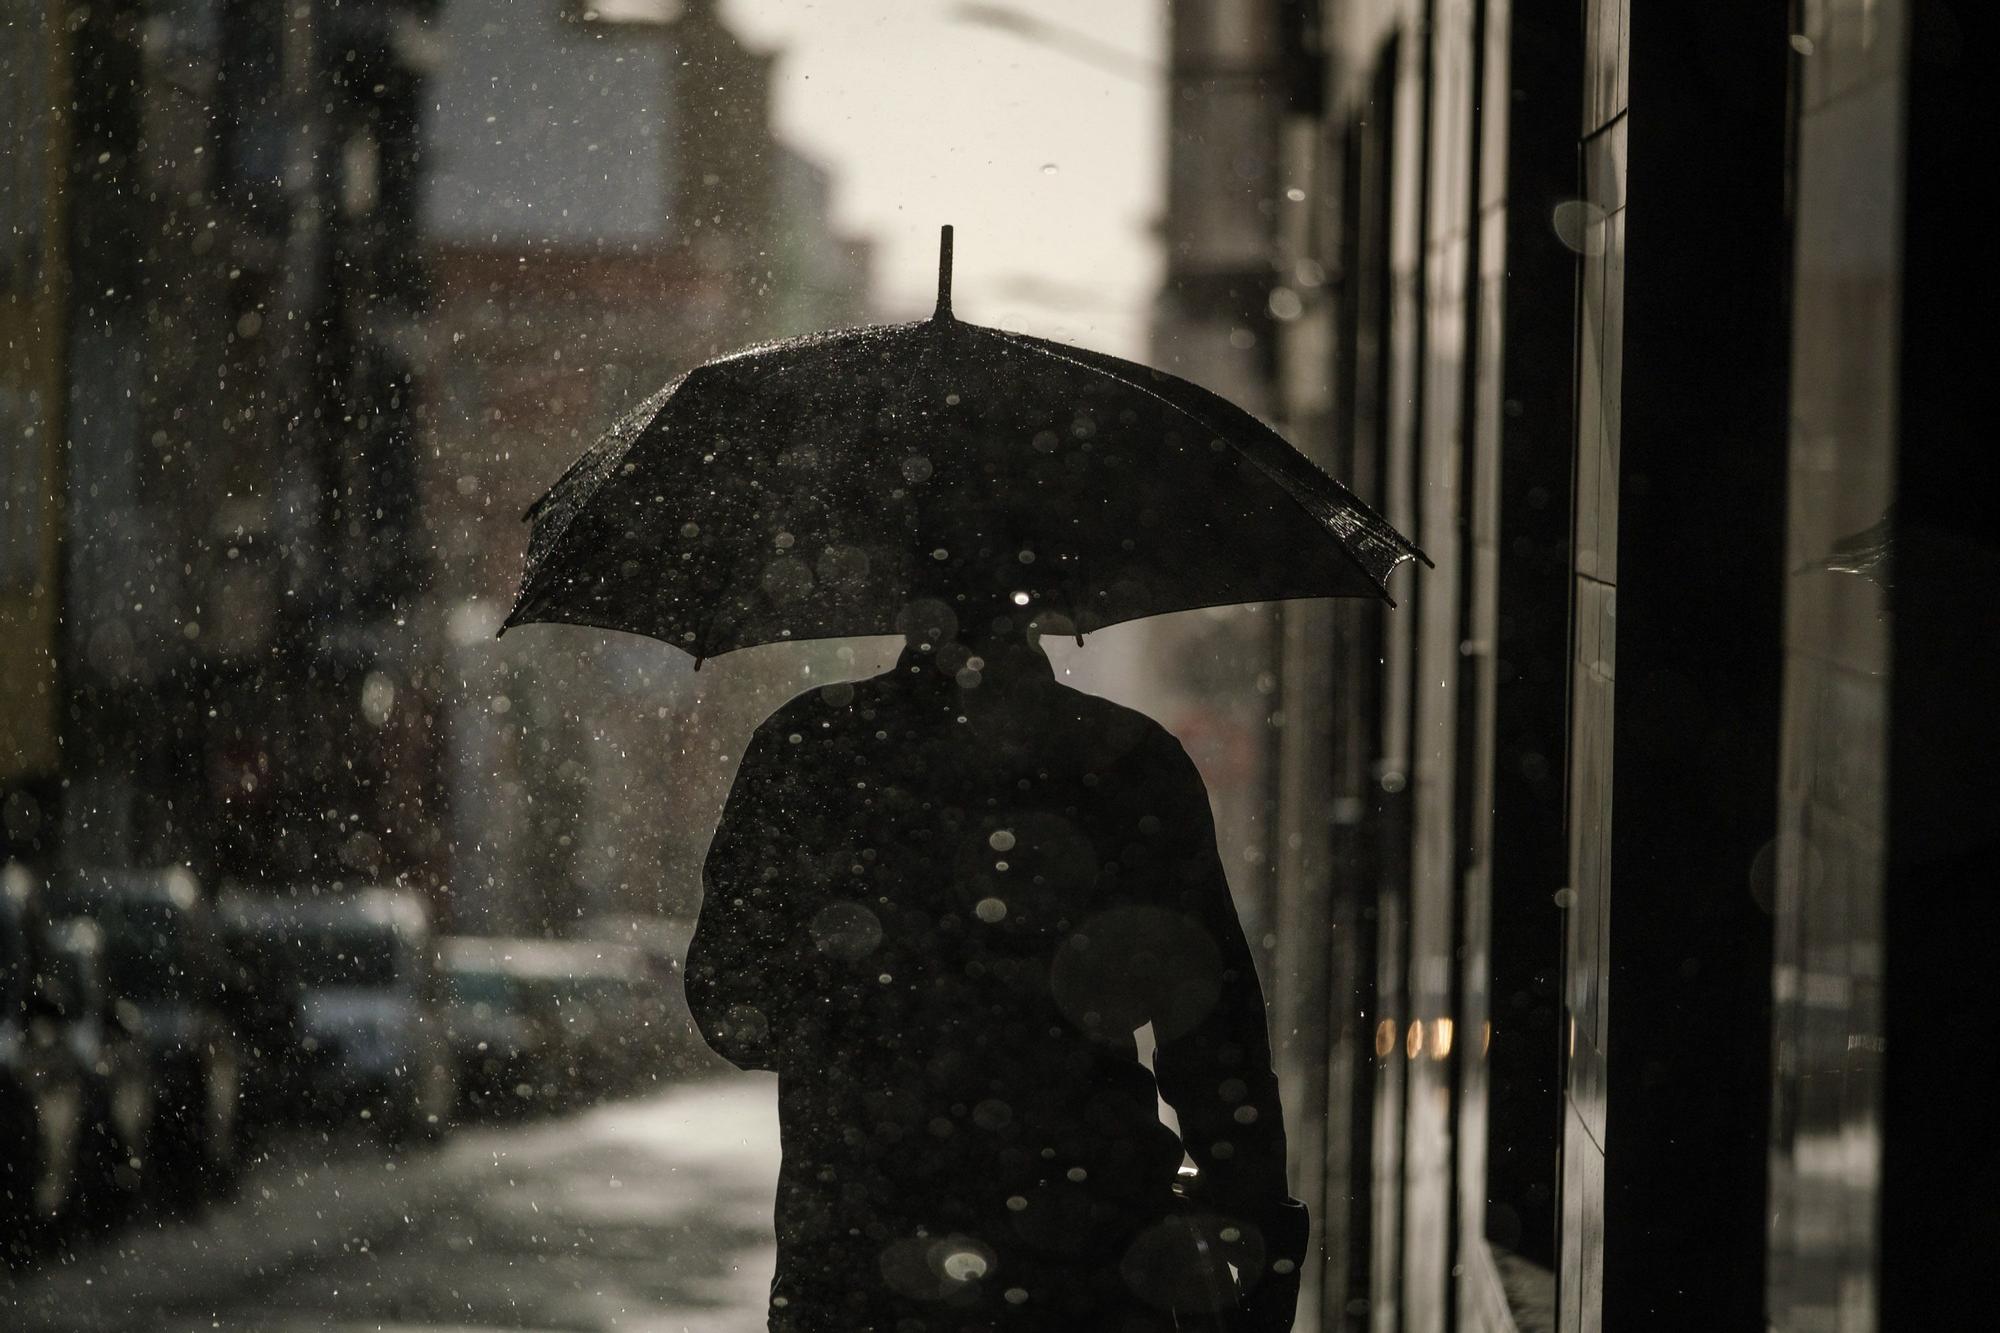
[942,1248,988,1281]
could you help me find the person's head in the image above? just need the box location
[895,588,1073,661]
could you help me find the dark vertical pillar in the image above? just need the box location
[1326,62,1396,1326]
[1879,2,2000,1326]
[1596,5,1790,1326]
[1472,0,1581,1281]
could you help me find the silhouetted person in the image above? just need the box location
[688,595,1304,1331]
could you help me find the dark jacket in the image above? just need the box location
[688,645,1299,1331]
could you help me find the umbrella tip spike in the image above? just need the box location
[935,224,954,321]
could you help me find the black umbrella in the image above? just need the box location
[503,227,1425,662]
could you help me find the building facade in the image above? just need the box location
[3,0,445,896]
[1161,1,1998,1329]
[420,0,873,934]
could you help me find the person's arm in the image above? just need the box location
[1143,732,1307,1330]
[685,718,799,1072]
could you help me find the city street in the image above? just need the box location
[3,1077,781,1333]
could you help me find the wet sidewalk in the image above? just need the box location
[4,1075,782,1332]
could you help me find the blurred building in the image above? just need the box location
[0,0,70,867]
[1160,1,1996,1330]
[420,0,872,934]
[1143,0,1289,975]
[36,0,445,898]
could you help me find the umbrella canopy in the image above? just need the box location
[503,228,1424,662]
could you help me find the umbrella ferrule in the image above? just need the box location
[934,224,955,322]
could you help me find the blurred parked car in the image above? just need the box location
[2,864,89,1253]
[440,937,554,1115]
[214,896,306,1136]
[576,913,709,1071]
[41,917,154,1229]
[441,937,658,1113]
[536,942,651,1097]
[51,867,244,1207]
[216,887,455,1142]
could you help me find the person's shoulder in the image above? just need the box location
[1046,681,1191,769]
[752,673,883,737]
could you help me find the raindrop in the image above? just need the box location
[975,897,1008,923]
[941,1248,988,1281]
[901,455,934,483]
[1285,186,1307,202]
[1551,199,1609,254]
[360,672,397,726]
[988,829,1016,851]
[810,901,883,960]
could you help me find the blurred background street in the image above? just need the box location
[7,0,1995,1330]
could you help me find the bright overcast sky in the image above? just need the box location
[723,0,1166,360]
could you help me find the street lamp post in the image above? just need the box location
[948,3,1158,83]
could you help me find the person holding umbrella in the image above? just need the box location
[505,230,1423,1331]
